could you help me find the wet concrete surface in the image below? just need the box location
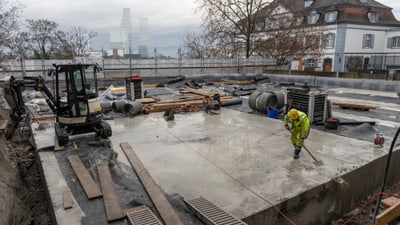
[107,107,390,221]
[32,84,400,224]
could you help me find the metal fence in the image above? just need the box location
[0,57,276,79]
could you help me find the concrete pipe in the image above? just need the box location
[112,100,128,113]
[100,101,113,113]
[248,90,262,111]
[220,98,243,107]
[123,101,142,116]
[257,92,278,113]
[272,90,285,109]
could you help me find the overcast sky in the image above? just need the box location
[19,0,203,56]
[19,0,400,56]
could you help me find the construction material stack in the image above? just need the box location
[125,75,144,101]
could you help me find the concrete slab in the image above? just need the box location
[108,108,391,224]
[38,152,84,225]
[31,119,55,150]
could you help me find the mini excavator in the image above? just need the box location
[2,63,112,146]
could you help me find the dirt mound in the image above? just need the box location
[0,133,51,225]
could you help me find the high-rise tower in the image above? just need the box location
[109,8,133,56]
[138,17,149,58]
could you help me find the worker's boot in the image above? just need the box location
[294,146,302,159]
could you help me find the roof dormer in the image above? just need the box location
[368,9,379,23]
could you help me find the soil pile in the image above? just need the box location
[0,128,51,225]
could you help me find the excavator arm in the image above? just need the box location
[2,75,57,139]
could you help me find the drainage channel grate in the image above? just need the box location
[126,206,163,225]
[184,197,247,225]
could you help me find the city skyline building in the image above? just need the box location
[109,8,133,56]
[138,17,149,58]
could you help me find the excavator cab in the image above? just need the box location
[50,64,112,145]
[54,64,101,124]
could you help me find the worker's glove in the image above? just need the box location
[285,124,290,131]
[299,139,304,145]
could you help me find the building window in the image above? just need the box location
[325,11,338,23]
[308,11,320,24]
[388,36,400,48]
[362,34,374,49]
[323,33,335,49]
[305,58,317,69]
[368,12,379,23]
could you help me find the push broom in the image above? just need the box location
[287,129,324,166]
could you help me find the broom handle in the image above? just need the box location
[288,128,320,162]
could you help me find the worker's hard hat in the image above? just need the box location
[289,108,299,120]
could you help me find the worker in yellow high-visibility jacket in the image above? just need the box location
[284,108,310,159]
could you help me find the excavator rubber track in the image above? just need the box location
[97,121,112,138]
[55,122,69,146]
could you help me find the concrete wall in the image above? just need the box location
[268,74,400,92]
[242,149,400,225]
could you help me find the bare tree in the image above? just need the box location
[68,26,97,57]
[26,19,60,59]
[7,32,31,58]
[184,32,206,59]
[196,0,270,58]
[183,32,232,59]
[53,30,74,59]
[0,1,22,56]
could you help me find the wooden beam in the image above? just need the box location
[180,87,225,98]
[67,155,102,199]
[120,142,184,225]
[330,100,379,110]
[97,164,125,222]
[63,187,74,209]
[32,114,56,120]
[381,196,400,208]
[376,200,400,225]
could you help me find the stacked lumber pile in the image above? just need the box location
[142,87,232,113]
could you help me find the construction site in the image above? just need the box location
[1,65,400,225]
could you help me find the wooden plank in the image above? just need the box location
[120,142,184,225]
[376,200,400,225]
[67,155,102,199]
[63,187,74,209]
[135,97,156,104]
[381,196,400,208]
[330,100,379,110]
[180,87,225,98]
[32,114,56,120]
[97,164,125,222]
